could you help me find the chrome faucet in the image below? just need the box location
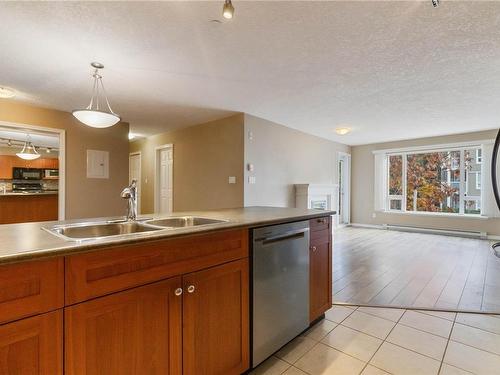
[121,179,138,221]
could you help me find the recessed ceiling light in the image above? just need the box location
[335,127,352,135]
[0,86,16,99]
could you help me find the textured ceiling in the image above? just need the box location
[1,1,500,145]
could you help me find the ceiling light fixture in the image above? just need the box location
[46,147,52,153]
[335,127,352,135]
[223,0,234,19]
[0,86,16,99]
[16,135,41,160]
[431,0,440,8]
[72,62,121,128]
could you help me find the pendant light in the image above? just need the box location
[222,0,234,19]
[72,62,121,128]
[16,135,40,160]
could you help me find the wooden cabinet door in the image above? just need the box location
[0,310,63,375]
[65,277,182,375]
[310,217,332,322]
[0,155,13,179]
[183,258,249,375]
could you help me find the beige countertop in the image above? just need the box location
[0,191,58,196]
[0,206,334,265]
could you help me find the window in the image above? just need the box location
[476,149,482,164]
[386,146,482,215]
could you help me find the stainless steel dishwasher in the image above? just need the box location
[252,220,310,367]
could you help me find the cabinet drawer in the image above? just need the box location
[310,216,331,232]
[65,229,249,304]
[0,258,64,324]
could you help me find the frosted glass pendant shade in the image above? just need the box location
[16,142,40,160]
[72,109,120,128]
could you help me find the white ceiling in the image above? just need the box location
[1,1,500,145]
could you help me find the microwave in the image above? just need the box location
[44,169,59,179]
[12,167,43,180]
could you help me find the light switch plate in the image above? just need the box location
[248,176,256,184]
[228,176,236,184]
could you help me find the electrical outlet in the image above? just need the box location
[248,176,256,184]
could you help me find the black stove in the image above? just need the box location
[12,182,43,193]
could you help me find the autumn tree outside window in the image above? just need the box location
[386,146,482,215]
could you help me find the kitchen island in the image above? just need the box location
[0,191,58,224]
[0,206,333,374]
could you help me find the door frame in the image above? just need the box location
[0,120,66,220]
[154,144,173,214]
[129,151,141,214]
[337,151,351,226]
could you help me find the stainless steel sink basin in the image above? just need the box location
[144,216,227,228]
[45,221,162,241]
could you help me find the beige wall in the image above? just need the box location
[129,114,244,213]
[351,130,500,235]
[244,114,351,207]
[0,100,130,219]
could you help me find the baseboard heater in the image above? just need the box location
[383,224,486,239]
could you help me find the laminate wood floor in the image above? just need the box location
[333,227,500,313]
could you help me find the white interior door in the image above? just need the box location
[129,153,141,214]
[158,148,173,214]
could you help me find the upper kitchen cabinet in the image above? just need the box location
[0,155,13,179]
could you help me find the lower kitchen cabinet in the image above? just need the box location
[0,310,63,375]
[309,217,332,322]
[64,258,250,375]
[65,277,183,375]
[183,258,249,375]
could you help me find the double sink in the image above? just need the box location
[45,216,227,241]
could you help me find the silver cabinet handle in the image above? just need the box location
[311,246,317,252]
[187,285,195,293]
[174,288,183,296]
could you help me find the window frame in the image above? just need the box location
[384,145,483,216]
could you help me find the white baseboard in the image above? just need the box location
[349,222,488,240]
[349,223,385,229]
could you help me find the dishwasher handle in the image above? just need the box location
[254,228,309,245]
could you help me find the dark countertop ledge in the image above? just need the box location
[0,206,335,265]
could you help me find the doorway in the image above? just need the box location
[0,121,65,222]
[154,144,173,214]
[337,152,351,226]
[129,152,141,215]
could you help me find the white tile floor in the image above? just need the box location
[251,304,500,375]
